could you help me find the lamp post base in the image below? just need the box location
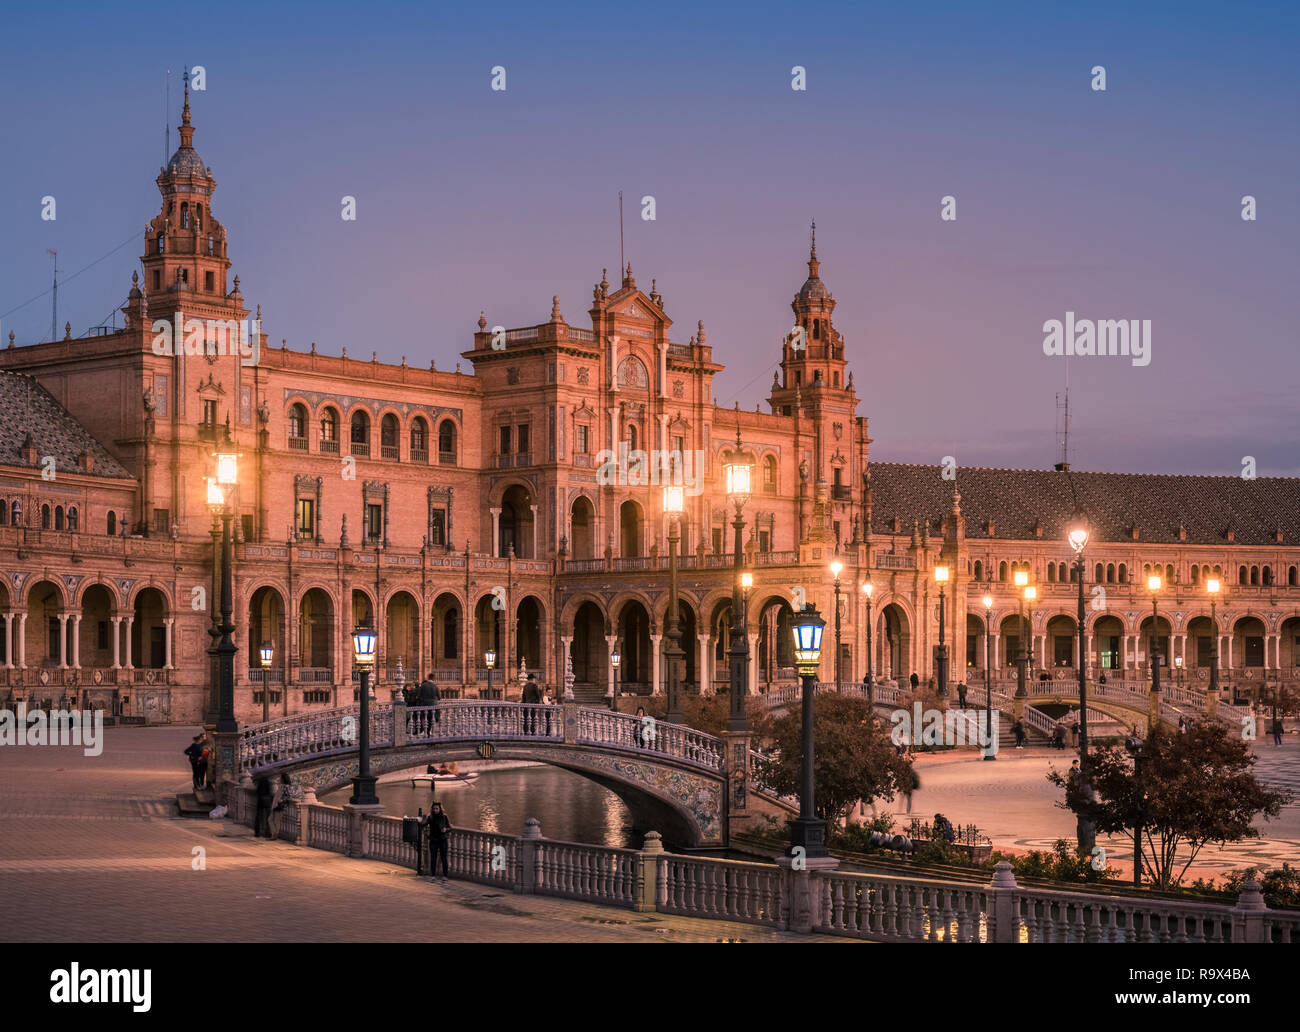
[349,774,379,807]
[787,817,829,859]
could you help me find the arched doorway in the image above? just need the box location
[499,485,534,559]
[430,592,461,679]
[26,579,64,668]
[966,612,987,673]
[616,600,651,690]
[516,596,543,676]
[1093,615,1124,674]
[474,595,505,693]
[1231,616,1266,678]
[570,496,595,559]
[79,584,115,672]
[572,601,607,689]
[756,595,795,689]
[132,588,168,670]
[1139,613,1173,673]
[248,586,286,682]
[880,603,911,683]
[299,589,334,672]
[385,591,419,679]
[619,500,642,558]
[711,599,734,693]
[1000,614,1028,673]
[1046,615,1077,673]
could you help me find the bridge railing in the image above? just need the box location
[576,708,723,772]
[405,702,563,743]
[218,790,1299,942]
[239,706,394,770]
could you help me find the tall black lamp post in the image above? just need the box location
[788,602,827,859]
[208,450,240,734]
[861,579,874,708]
[1014,569,1029,700]
[350,625,378,806]
[610,646,621,712]
[934,563,949,697]
[982,594,995,760]
[484,648,496,702]
[1207,576,1221,696]
[725,448,752,730]
[1067,513,1095,852]
[830,560,843,694]
[1148,573,1163,730]
[258,642,273,723]
[663,485,685,724]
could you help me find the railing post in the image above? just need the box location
[297,786,317,846]
[518,817,542,895]
[344,801,382,858]
[989,860,1020,942]
[392,695,407,748]
[637,831,664,912]
[1233,879,1268,943]
[776,853,837,934]
[562,702,579,744]
[212,729,241,805]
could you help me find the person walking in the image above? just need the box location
[957,683,967,708]
[521,673,541,734]
[254,774,274,838]
[1273,717,1284,747]
[423,802,452,882]
[1012,719,1026,749]
[184,734,206,791]
[418,674,441,724]
[634,706,647,748]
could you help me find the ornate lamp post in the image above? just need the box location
[861,580,874,708]
[830,560,843,695]
[1148,573,1163,727]
[982,594,995,760]
[788,603,827,859]
[209,449,240,734]
[258,641,273,723]
[610,646,621,712]
[1175,655,1184,689]
[725,450,752,731]
[484,647,496,703]
[1207,577,1221,696]
[349,625,378,806]
[1067,512,1095,852]
[663,485,685,724]
[1023,584,1037,683]
[934,564,949,698]
[1014,569,1029,700]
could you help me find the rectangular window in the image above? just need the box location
[759,529,771,553]
[97,621,108,650]
[430,509,446,547]
[205,271,214,292]
[153,508,170,533]
[499,426,511,454]
[966,634,978,667]
[365,503,382,542]
[576,425,589,455]
[296,498,314,539]
[1245,636,1264,667]
[517,424,530,454]
[155,375,168,417]
[1054,636,1073,667]
[202,399,218,426]
[152,270,161,291]
[241,514,255,542]
[712,527,723,554]
[1197,636,1214,667]
[1100,635,1119,669]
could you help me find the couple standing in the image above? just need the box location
[520,674,555,734]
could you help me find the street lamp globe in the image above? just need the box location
[741,571,753,590]
[259,642,274,668]
[1014,569,1029,589]
[1024,585,1037,603]
[206,478,225,508]
[829,559,843,580]
[351,627,376,667]
[611,649,622,671]
[214,451,239,487]
[1067,512,1089,554]
[935,564,949,584]
[1207,577,1220,596]
[1148,573,1162,593]
[663,485,684,514]
[484,648,496,670]
[982,594,993,610]
[725,460,751,504]
[791,604,826,677]
[862,581,874,599]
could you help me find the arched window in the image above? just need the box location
[438,420,457,464]
[67,506,78,532]
[195,204,203,228]
[1250,566,1259,586]
[1166,564,1175,584]
[11,500,21,526]
[1191,564,1199,585]
[998,561,1008,582]
[0,500,6,526]
[380,414,399,458]
[974,560,983,582]
[443,609,458,659]
[410,417,428,461]
[350,411,370,455]
[41,504,51,529]
[180,202,190,228]
[107,511,117,536]
[1095,562,1103,582]
[1047,564,1056,583]
[1290,566,1297,587]
[288,403,308,448]
[1118,564,1127,584]
[627,424,638,451]
[319,408,339,451]
[1263,566,1274,587]
[764,455,777,492]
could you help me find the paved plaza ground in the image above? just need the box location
[3,725,1295,943]
[0,726,843,943]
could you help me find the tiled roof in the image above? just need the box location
[867,462,1300,547]
[0,371,133,479]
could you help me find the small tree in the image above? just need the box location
[1049,719,1291,887]
[754,695,913,827]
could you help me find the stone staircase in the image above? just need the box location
[175,786,216,817]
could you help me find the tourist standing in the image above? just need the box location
[184,734,206,791]
[254,775,273,837]
[423,802,452,882]
[521,673,541,734]
[1012,719,1026,749]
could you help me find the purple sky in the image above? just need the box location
[1,0,1296,475]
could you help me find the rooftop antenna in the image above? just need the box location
[1054,355,1071,472]
[164,68,171,164]
[47,250,57,342]
[618,190,625,280]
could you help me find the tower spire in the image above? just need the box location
[178,67,195,149]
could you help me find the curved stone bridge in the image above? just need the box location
[234,701,794,848]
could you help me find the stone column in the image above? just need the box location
[636,831,664,911]
[71,614,81,669]
[57,614,68,668]
[2,613,11,668]
[530,505,539,560]
[698,634,710,695]
[747,633,759,695]
[490,507,501,557]
[649,633,662,695]
[1120,633,1129,672]
[164,618,174,669]
[17,613,26,669]
[124,616,134,669]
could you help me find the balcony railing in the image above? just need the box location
[350,441,370,457]
[438,451,456,465]
[381,444,399,459]
[288,436,308,451]
[296,668,333,683]
[319,438,339,454]
[831,485,851,501]
[875,553,916,570]
[410,448,428,463]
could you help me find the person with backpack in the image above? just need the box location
[422,802,452,882]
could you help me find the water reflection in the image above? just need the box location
[322,763,636,847]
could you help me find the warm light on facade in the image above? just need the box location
[352,627,376,666]
[663,485,684,514]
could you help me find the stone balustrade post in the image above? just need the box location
[519,817,542,895]
[211,729,241,805]
[561,702,578,744]
[636,830,664,912]
[392,695,407,748]
[297,786,317,846]
[1233,879,1268,943]
[988,859,1020,943]
[344,802,382,858]
[776,853,838,933]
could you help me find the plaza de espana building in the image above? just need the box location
[3,94,1300,728]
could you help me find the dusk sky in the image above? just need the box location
[2,0,1296,475]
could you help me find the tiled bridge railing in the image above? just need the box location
[222,786,1300,943]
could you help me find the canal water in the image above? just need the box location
[321,763,639,847]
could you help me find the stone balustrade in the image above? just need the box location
[220,784,1299,942]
